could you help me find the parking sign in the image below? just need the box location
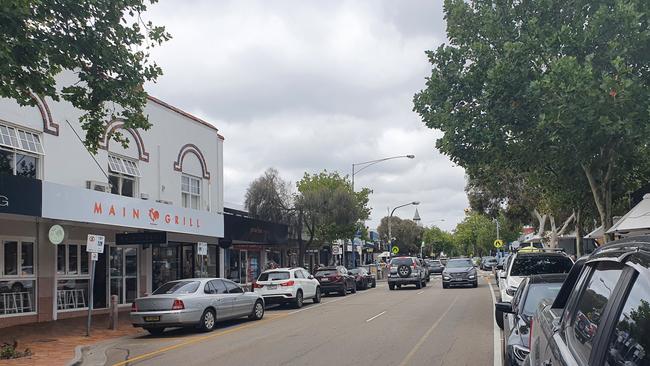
[86,234,105,253]
[197,242,208,256]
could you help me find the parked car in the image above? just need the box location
[313,266,356,296]
[425,259,444,274]
[253,267,321,308]
[419,258,431,282]
[130,278,265,335]
[388,256,427,290]
[497,255,509,270]
[348,267,376,290]
[494,274,566,366]
[525,236,650,366]
[481,256,498,270]
[442,258,478,288]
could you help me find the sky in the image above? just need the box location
[144,0,468,232]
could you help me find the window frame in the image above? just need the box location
[0,121,44,155]
[108,245,139,305]
[181,173,202,210]
[108,154,139,198]
[0,236,38,317]
[0,146,41,179]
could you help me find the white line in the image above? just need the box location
[365,311,386,323]
[286,293,356,315]
[416,290,424,295]
[488,281,503,366]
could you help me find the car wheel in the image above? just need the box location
[422,279,427,288]
[199,309,216,332]
[340,286,347,296]
[389,284,395,291]
[144,327,165,336]
[294,290,304,309]
[313,287,321,303]
[416,280,422,289]
[396,284,402,289]
[371,280,376,288]
[443,283,449,289]
[351,283,357,294]
[473,280,478,288]
[249,300,264,320]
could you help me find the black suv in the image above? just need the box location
[442,258,478,288]
[388,256,427,290]
[525,236,650,366]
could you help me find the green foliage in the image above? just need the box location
[0,342,31,360]
[422,226,455,257]
[376,216,424,255]
[0,0,171,152]
[452,212,517,256]
[414,0,650,234]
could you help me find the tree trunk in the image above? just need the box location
[575,208,582,257]
[548,212,575,248]
[533,209,547,237]
[582,160,614,243]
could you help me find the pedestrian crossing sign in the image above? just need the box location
[391,246,399,254]
[493,239,504,248]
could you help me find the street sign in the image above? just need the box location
[332,245,341,255]
[493,239,504,248]
[91,252,98,261]
[197,242,208,256]
[86,234,105,253]
[391,246,399,255]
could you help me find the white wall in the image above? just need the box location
[0,75,224,216]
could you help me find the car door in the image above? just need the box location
[302,269,317,297]
[223,280,250,317]
[207,280,233,320]
[293,269,307,297]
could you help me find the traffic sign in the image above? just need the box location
[391,246,399,255]
[86,234,105,253]
[493,239,504,248]
[197,242,208,256]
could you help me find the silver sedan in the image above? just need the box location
[130,278,265,335]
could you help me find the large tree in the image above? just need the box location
[244,168,293,224]
[414,0,650,240]
[422,226,455,257]
[376,217,425,255]
[1,0,170,152]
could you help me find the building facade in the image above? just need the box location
[0,72,224,328]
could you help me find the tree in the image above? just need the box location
[414,0,650,241]
[376,217,424,255]
[422,226,455,257]
[244,168,293,224]
[295,171,371,265]
[1,0,171,152]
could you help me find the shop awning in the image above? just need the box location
[607,194,650,235]
[223,213,288,245]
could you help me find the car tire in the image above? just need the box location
[198,309,216,332]
[293,290,304,309]
[389,284,395,290]
[443,283,449,289]
[416,280,422,289]
[249,300,265,320]
[340,286,347,296]
[351,283,357,294]
[371,280,376,288]
[422,279,427,287]
[473,280,478,288]
[313,287,322,303]
[144,327,165,336]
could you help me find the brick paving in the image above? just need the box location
[0,312,144,366]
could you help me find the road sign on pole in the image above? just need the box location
[391,246,400,255]
[85,234,104,337]
[493,239,504,248]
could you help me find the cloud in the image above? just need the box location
[144,0,467,231]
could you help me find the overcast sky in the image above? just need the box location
[144,0,468,231]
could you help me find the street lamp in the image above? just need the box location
[388,201,420,259]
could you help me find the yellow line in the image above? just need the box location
[111,314,289,366]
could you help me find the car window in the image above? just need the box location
[302,270,311,278]
[315,269,337,276]
[522,283,563,316]
[258,271,290,281]
[204,281,215,294]
[153,280,200,295]
[605,267,650,366]
[390,258,414,266]
[512,279,527,312]
[211,280,228,294]
[567,262,624,364]
[224,280,244,294]
[510,255,573,276]
[294,270,305,279]
[446,259,473,268]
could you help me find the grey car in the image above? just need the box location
[442,258,478,288]
[130,278,265,335]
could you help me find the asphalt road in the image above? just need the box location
[86,273,496,366]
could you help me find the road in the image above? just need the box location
[84,273,497,366]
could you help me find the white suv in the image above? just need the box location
[253,267,321,308]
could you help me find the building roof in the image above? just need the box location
[146,95,224,140]
[607,194,650,234]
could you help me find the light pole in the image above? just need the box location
[388,201,420,259]
[347,154,415,268]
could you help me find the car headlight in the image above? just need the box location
[443,274,450,280]
[506,286,517,296]
[468,274,476,279]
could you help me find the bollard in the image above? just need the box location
[108,295,118,330]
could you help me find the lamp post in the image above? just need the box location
[347,154,415,268]
[388,201,420,259]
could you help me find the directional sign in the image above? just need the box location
[391,246,400,255]
[493,239,504,248]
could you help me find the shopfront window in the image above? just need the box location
[248,251,260,284]
[57,243,91,311]
[152,246,180,291]
[110,247,139,304]
[226,249,241,283]
[208,245,218,277]
[0,239,37,315]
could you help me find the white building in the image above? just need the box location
[0,73,224,328]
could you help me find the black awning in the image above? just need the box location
[0,174,41,217]
[224,214,288,245]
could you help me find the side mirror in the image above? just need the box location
[308,275,314,280]
[495,302,514,314]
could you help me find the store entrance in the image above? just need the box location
[152,243,197,291]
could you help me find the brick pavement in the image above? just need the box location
[0,312,144,366]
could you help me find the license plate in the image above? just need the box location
[321,278,329,282]
[144,316,160,322]
[267,285,277,290]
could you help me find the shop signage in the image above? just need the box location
[223,214,288,244]
[116,231,167,245]
[48,224,65,245]
[42,181,224,238]
[0,174,41,217]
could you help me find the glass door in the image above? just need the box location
[109,247,138,304]
[152,245,180,291]
[181,245,194,279]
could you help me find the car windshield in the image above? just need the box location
[153,281,200,295]
[390,258,414,266]
[258,271,290,281]
[315,269,338,276]
[510,256,573,276]
[522,283,563,316]
[446,259,473,268]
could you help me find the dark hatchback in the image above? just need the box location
[314,266,356,296]
[442,258,478,288]
[348,267,376,290]
[495,274,566,366]
[425,259,444,274]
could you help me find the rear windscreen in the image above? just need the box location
[510,256,573,276]
[315,269,338,276]
[153,281,200,295]
[390,258,413,266]
[258,272,290,281]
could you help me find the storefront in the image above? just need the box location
[222,213,288,285]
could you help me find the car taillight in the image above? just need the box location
[252,282,264,289]
[280,280,295,287]
[529,319,533,348]
[172,299,185,310]
[131,302,138,312]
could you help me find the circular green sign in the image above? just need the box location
[49,224,65,245]
[391,246,399,254]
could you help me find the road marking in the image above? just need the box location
[416,290,424,295]
[365,311,386,322]
[397,296,458,366]
[488,281,503,366]
[111,313,289,366]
